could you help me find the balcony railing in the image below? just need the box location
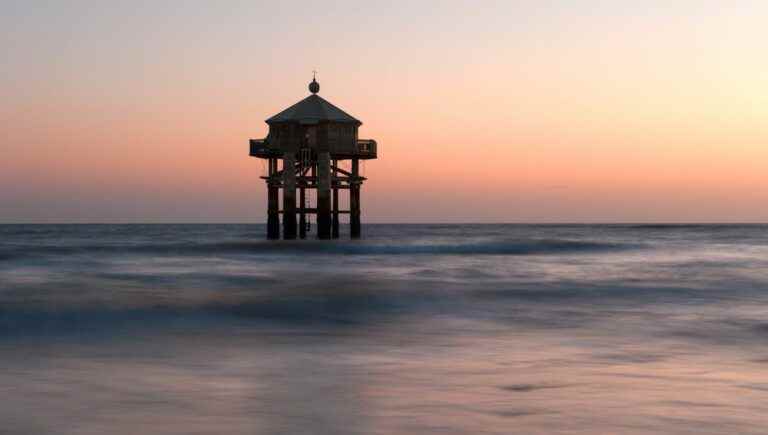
[249,139,276,157]
[251,138,377,159]
[356,139,377,157]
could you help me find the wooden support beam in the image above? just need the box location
[330,164,367,180]
[299,185,306,239]
[279,209,350,214]
[262,181,357,190]
[267,158,280,240]
[282,154,297,239]
[332,159,340,239]
[266,161,301,179]
[265,175,359,182]
[316,152,332,239]
[350,158,361,239]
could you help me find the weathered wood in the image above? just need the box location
[279,209,350,214]
[316,152,331,239]
[282,154,297,239]
[350,158,361,238]
[299,185,306,239]
[249,78,376,240]
[332,159,340,239]
[330,165,353,177]
[267,158,280,239]
[263,175,363,182]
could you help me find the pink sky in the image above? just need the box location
[2,1,767,222]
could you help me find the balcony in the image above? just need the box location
[251,138,377,160]
[249,139,281,158]
[356,139,377,159]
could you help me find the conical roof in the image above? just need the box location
[266,94,361,125]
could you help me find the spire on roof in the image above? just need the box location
[309,70,320,94]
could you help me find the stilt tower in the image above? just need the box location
[249,76,377,239]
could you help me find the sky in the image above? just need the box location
[2,0,767,223]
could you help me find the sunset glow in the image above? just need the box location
[3,0,767,222]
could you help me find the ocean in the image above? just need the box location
[1,224,768,434]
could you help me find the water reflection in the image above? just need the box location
[4,314,768,434]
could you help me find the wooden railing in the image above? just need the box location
[356,139,377,157]
[249,139,271,157]
[251,138,377,159]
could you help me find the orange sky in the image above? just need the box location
[2,1,767,222]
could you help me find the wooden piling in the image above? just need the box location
[316,152,332,239]
[282,154,297,239]
[299,185,306,239]
[332,159,340,239]
[267,158,280,239]
[350,158,361,239]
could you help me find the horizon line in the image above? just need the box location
[1,222,767,226]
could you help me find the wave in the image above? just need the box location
[0,294,403,337]
[0,238,635,260]
[0,281,760,341]
[619,223,768,231]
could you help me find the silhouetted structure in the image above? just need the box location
[249,76,378,239]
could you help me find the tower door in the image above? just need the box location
[305,126,317,148]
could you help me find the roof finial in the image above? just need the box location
[309,70,320,94]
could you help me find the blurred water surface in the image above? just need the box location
[2,224,768,434]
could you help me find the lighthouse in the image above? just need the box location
[249,76,378,239]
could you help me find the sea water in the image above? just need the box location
[1,224,768,434]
